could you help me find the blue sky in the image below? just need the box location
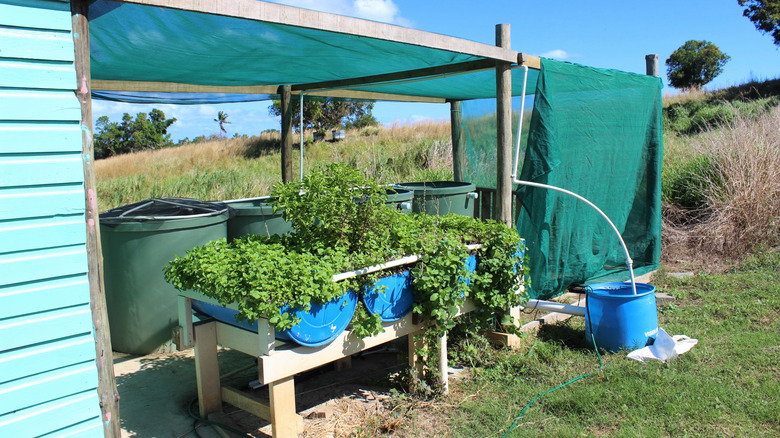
[93,0,780,141]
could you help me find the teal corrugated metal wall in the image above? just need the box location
[0,0,104,436]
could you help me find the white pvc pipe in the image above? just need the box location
[522,299,585,317]
[509,65,637,294]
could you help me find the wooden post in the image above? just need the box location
[438,333,449,394]
[645,54,659,77]
[279,85,293,183]
[495,24,513,226]
[269,376,302,438]
[71,2,121,436]
[450,100,466,182]
[194,322,222,418]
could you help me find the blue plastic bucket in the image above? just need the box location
[192,289,357,347]
[362,271,414,321]
[585,282,658,352]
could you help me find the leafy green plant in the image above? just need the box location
[165,164,529,391]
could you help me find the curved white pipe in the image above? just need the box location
[509,65,637,294]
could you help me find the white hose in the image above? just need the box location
[510,65,637,294]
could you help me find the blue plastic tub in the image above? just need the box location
[585,282,658,352]
[362,271,414,321]
[191,289,357,347]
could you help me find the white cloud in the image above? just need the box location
[540,49,572,60]
[267,0,412,26]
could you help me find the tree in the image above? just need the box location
[94,109,177,159]
[214,111,230,135]
[738,0,780,46]
[269,98,376,140]
[665,40,730,90]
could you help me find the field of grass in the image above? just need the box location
[95,121,452,212]
[353,252,780,437]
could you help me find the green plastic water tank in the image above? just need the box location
[224,197,293,241]
[399,181,478,216]
[385,186,414,214]
[100,198,230,355]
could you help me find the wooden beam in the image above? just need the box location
[92,80,278,95]
[292,59,495,92]
[92,80,446,103]
[221,386,271,421]
[518,53,542,70]
[279,85,293,183]
[305,89,445,103]
[495,24,513,226]
[450,100,465,182]
[113,0,518,63]
[71,2,121,436]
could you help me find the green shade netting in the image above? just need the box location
[464,58,663,299]
[89,0,537,103]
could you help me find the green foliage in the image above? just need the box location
[164,164,528,391]
[94,109,177,159]
[663,96,779,135]
[662,154,724,210]
[739,0,780,46]
[214,111,230,135]
[665,40,730,90]
[269,97,376,139]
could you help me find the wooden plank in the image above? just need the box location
[0,304,93,351]
[495,24,513,226]
[0,27,74,62]
[0,89,82,121]
[0,391,101,437]
[91,79,278,94]
[115,0,519,63]
[0,184,86,221]
[214,321,285,358]
[0,122,83,153]
[258,313,423,385]
[0,153,84,188]
[0,334,96,384]
[221,386,271,421]
[194,321,223,418]
[91,79,447,103]
[269,376,302,438]
[0,1,72,31]
[0,362,98,416]
[0,274,90,319]
[176,296,194,349]
[0,245,88,287]
[38,418,103,437]
[292,59,496,92]
[0,215,86,254]
[0,59,77,90]
[518,53,541,70]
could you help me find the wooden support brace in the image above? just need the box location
[269,376,303,438]
[194,322,222,418]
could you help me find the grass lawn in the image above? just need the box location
[394,252,780,437]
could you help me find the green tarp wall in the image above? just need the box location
[464,58,663,299]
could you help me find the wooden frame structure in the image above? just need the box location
[74,1,544,436]
[175,289,479,438]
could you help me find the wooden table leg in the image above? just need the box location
[194,321,222,418]
[269,376,302,437]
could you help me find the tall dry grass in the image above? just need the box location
[95,121,452,211]
[663,106,780,260]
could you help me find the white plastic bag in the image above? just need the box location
[627,328,698,362]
